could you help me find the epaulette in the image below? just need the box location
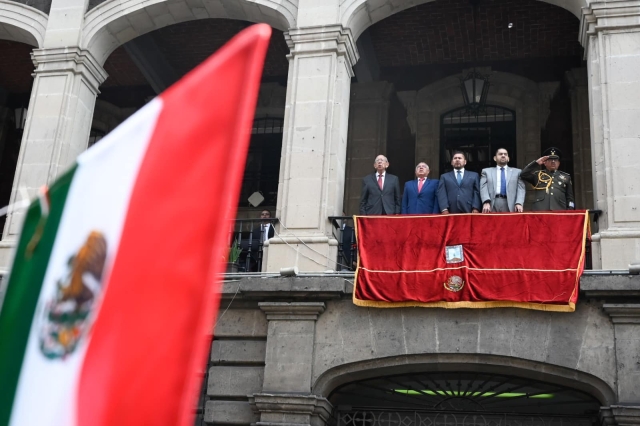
[557,170,570,177]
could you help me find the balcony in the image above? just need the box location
[227,210,605,276]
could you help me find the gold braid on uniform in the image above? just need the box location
[532,171,553,192]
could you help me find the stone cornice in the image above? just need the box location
[248,393,333,421]
[259,302,325,321]
[600,406,640,426]
[580,1,640,55]
[31,47,108,93]
[603,304,640,324]
[284,25,359,76]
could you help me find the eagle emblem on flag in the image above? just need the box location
[39,231,107,359]
[444,275,465,292]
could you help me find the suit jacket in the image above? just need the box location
[402,178,440,214]
[251,223,275,244]
[359,172,402,215]
[437,169,482,213]
[480,166,526,212]
[520,161,575,211]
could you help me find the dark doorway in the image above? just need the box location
[239,117,283,208]
[330,371,601,426]
[440,106,516,175]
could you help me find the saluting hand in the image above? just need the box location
[536,156,549,165]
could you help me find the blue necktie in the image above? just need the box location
[500,167,507,196]
[456,170,462,186]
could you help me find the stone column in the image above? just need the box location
[343,82,393,216]
[581,2,640,269]
[1,48,107,243]
[603,304,640,404]
[565,68,594,211]
[265,26,358,272]
[252,302,330,426]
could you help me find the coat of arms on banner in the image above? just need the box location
[39,231,107,359]
[445,245,464,263]
[444,275,465,292]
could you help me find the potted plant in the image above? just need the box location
[226,240,242,273]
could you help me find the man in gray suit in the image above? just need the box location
[480,148,526,213]
[359,155,401,215]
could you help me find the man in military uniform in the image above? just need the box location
[520,148,575,211]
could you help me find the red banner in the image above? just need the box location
[353,211,589,312]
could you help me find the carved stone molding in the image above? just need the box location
[249,393,333,426]
[259,302,326,321]
[580,1,640,54]
[600,406,640,426]
[284,25,359,75]
[603,304,640,324]
[31,47,108,93]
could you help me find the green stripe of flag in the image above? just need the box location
[0,166,77,426]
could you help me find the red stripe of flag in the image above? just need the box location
[77,24,271,426]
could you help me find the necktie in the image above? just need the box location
[418,178,424,193]
[378,174,383,190]
[456,170,462,186]
[500,167,507,196]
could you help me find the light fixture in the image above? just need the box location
[14,107,27,130]
[460,70,490,110]
[459,0,490,113]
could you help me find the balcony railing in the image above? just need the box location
[227,211,602,274]
[229,218,278,273]
[329,210,603,273]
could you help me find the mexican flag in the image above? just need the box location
[0,24,271,426]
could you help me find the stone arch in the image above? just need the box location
[0,0,48,47]
[82,0,297,65]
[312,353,616,407]
[397,70,558,183]
[340,0,586,41]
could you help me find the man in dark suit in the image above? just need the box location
[520,147,575,211]
[249,209,275,271]
[437,151,482,214]
[359,155,401,215]
[402,162,440,214]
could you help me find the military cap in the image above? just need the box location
[543,147,561,160]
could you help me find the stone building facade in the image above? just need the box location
[1,0,640,425]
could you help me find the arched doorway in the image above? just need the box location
[330,371,601,426]
[440,106,516,174]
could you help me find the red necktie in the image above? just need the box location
[378,174,383,190]
[418,178,424,193]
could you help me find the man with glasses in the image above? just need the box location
[521,148,575,211]
[359,155,402,215]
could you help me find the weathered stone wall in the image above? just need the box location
[205,274,640,424]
